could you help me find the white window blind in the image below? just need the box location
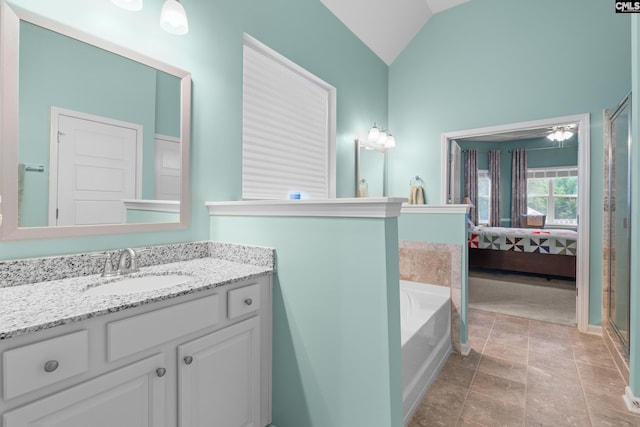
[242,35,336,200]
[527,166,578,179]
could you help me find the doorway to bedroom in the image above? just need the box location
[441,114,590,330]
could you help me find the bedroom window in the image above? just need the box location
[242,34,336,199]
[477,170,490,224]
[526,167,578,226]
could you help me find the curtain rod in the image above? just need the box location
[462,146,576,153]
[508,146,576,153]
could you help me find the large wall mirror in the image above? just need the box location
[0,2,191,240]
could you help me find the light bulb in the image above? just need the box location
[378,130,388,146]
[367,123,380,143]
[385,134,396,148]
[161,0,189,35]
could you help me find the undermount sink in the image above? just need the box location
[85,274,193,296]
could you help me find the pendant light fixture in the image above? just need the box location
[111,0,143,11]
[111,0,189,35]
[160,0,189,35]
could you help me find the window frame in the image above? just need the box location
[526,166,578,226]
[242,34,337,200]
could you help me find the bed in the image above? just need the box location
[468,226,578,279]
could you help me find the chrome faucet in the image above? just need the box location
[92,248,146,277]
[117,248,139,275]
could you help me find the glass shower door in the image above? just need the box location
[609,94,631,353]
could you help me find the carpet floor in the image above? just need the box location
[468,271,576,325]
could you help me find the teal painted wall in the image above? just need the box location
[155,70,181,138]
[389,0,631,326]
[629,14,640,398]
[457,137,579,226]
[1,0,388,259]
[398,212,468,341]
[210,215,402,427]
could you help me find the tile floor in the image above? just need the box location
[408,308,640,427]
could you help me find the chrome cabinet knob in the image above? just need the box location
[244,298,253,306]
[44,360,59,373]
[184,356,193,365]
[156,368,166,377]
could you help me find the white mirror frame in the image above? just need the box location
[0,2,191,240]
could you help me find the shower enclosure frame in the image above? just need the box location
[606,92,632,356]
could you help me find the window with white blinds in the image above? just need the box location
[242,35,336,200]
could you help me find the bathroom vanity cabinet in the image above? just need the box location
[0,275,272,427]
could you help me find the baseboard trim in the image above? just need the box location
[624,386,640,414]
[587,324,602,335]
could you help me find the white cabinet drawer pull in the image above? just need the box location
[43,360,59,373]
[184,356,193,365]
[228,284,260,319]
[3,330,88,399]
[156,368,166,377]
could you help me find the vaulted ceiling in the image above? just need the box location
[320,0,471,65]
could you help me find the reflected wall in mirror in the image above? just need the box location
[1,2,191,240]
[355,138,386,197]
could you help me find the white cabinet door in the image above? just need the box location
[178,317,260,427]
[3,354,166,427]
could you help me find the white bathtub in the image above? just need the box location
[400,280,451,426]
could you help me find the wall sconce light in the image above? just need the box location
[367,123,380,143]
[377,129,388,146]
[111,0,189,35]
[366,123,397,149]
[385,133,396,148]
[160,0,189,35]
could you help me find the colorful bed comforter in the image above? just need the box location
[468,226,578,256]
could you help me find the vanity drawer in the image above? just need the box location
[3,330,89,400]
[108,294,220,361]
[228,283,261,319]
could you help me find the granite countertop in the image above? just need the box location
[0,257,273,340]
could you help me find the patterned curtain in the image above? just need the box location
[511,148,528,227]
[488,150,501,227]
[464,149,478,225]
